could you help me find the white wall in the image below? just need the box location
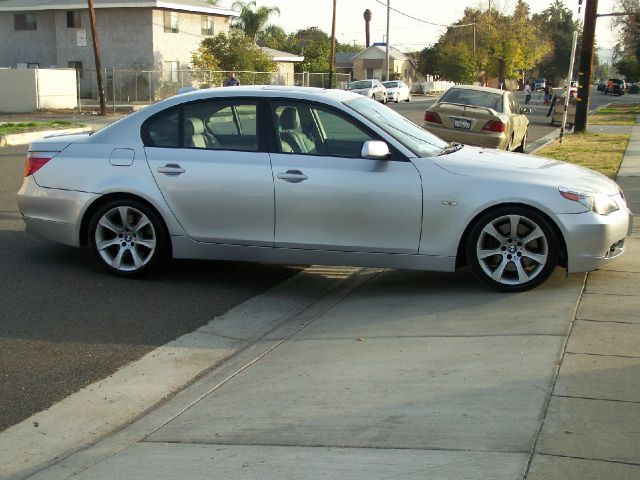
[0,68,77,113]
[37,68,78,109]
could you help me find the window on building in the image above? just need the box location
[164,11,179,33]
[201,15,213,36]
[165,61,180,83]
[15,13,37,31]
[69,61,83,78]
[67,11,81,28]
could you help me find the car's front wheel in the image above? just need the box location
[88,199,169,277]
[466,206,560,292]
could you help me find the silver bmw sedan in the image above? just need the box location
[17,86,631,292]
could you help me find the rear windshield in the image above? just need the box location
[350,80,373,89]
[382,81,399,88]
[440,88,504,113]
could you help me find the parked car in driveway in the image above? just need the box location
[348,79,387,103]
[382,80,411,102]
[423,85,529,152]
[17,86,631,292]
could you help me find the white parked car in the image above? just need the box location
[382,80,411,102]
[18,86,631,291]
[348,79,387,103]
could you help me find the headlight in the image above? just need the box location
[559,187,619,215]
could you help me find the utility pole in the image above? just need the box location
[328,0,337,88]
[560,30,579,142]
[87,0,106,115]
[385,0,390,81]
[574,0,599,132]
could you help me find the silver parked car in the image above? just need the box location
[18,86,631,291]
[348,79,387,103]
[382,80,411,102]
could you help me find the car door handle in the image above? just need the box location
[277,169,308,183]
[157,163,185,175]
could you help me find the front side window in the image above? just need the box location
[67,11,81,28]
[273,102,376,158]
[164,11,178,33]
[15,13,37,31]
[201,15,213,35]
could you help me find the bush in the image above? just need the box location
[628,83,640,94]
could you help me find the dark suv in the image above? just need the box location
[605,78,625,96]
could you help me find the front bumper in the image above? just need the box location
[17,176,98,247]
[559,207,632,273]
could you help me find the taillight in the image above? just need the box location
[24,151,57,177]
[424,111,442,124]
[482,120,506,132]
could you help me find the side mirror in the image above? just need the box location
[520,107,532,114]
[361,140,391,160]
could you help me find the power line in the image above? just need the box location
[370,0,475,28]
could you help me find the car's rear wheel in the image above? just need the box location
[406,94,411,102]
[88,199,168,277]
[466,206,560,292]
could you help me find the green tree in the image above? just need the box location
[231,1,280,43]
[533,0,581,85]
[289,27,331,73]
[417,45,442,79]
[256,24,290,50]
[615,55,640,81]
[191,31,277,84]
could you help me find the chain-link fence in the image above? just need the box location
[76,69,351,111]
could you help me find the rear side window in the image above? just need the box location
[145,108,179,147]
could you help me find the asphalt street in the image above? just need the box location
[0,87,635,433]
[0,145,300,431]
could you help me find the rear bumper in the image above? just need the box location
[17,176,98,247]
[558,208,632,273]
[424,123,507,149]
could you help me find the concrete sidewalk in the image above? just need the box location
[1,127,638,480]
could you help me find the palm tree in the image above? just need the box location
[231,1,280,43]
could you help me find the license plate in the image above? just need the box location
[453,118,471,129]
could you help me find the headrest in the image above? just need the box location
[279,107,300,130]
[185,118,204,136]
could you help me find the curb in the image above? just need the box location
[0,127,92,147]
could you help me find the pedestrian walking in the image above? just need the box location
[224,71,240,87]
[543,81,553,105]
[524,83,532,104]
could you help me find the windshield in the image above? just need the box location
[382,81,399,88]
[344,97,448,157]
[350,80,373,89]
[440,88,504,113]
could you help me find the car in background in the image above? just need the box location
[382,80,411,102]
[17,86,631,292]
[423,85,529,152]
[533,78,546,90]
[604,78,625,95]
[348,79,387,103]
[597,81,607,92]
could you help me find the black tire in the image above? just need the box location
[406,94,411,102]
[88,198,169,277]
[465,206,560,292]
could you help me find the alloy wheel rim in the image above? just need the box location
[94,206,157,272]
[475,214,549,286]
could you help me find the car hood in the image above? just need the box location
[429,146,620,195]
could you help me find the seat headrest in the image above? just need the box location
[185,118,205,136]
[279,107,300,130]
